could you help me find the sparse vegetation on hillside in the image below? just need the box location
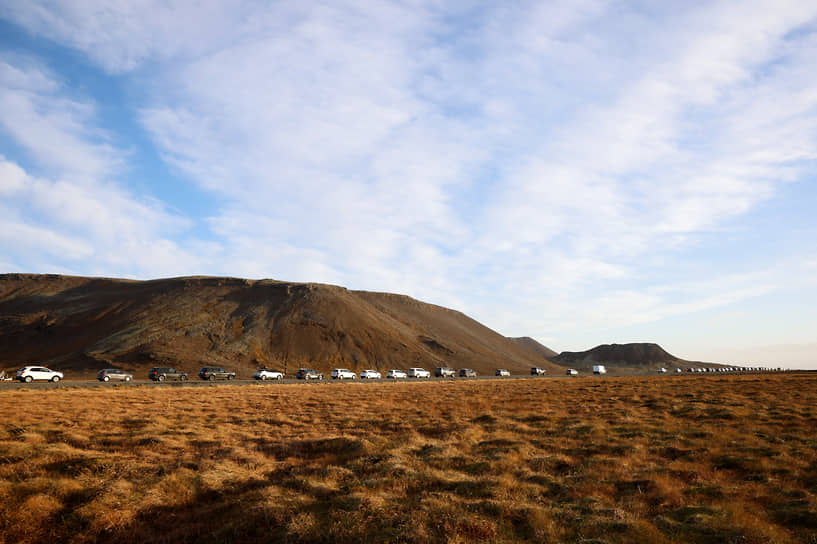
[0,274,557,377]
[1,375,816,543]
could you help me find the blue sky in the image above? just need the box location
[1,1,816,368]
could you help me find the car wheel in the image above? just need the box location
[277,375,283,381]
[52,376,60,382]
[261,375,267,380]
[103,376,110,382]
[180,375,187,381]
[158,375,165,382]
[25,376,33,383]
[209,374,215,381]
[228,375,234,380]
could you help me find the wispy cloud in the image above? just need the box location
[0,57,196,277]
[0,57,122,180]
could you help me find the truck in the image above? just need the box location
[593,365,607,375]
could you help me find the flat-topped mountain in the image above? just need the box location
[552,342,713,370]
[0,274,561,378]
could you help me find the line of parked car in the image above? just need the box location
[7,364,528,383]
[293,367,478,380]
[9,364,787,383]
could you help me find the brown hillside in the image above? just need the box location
[552,342,712,371]
[0,274,562,378]
[508,336,558,359]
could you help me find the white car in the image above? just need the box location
[495,369,510,377]
[331,368,356,380]
[254,368,284,381]
[658,368,667,373]
[386,369,407,379]
[565,369,578,376]
[408,367,430,378]
[17,366,63,383]
[360,369,381,379]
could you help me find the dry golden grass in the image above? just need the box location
[1,375,816,543]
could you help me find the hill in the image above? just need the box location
[0,273,561,378]
[552,342,714,371]
[508,336,558,359]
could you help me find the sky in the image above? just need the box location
[1,1,816,368]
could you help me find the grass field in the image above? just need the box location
[1,375,816,543]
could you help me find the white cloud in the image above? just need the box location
[0,56,199,277]
[2,1,817,365]
[0,155,200,277]
[0,157,27,194]
[0,217,94,260]
[0,58,121,180]
[0,0,259,72]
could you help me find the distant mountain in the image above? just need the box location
[0,274,565,378]
[553,343,687,368]
[508,337,558,359]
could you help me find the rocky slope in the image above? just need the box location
[0,274,562,378]
[508,337,559,359]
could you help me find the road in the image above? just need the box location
[0,370,803,391]
[0,374,580,390]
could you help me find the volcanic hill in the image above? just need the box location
[0,274,563,378]
[553,342,711,371]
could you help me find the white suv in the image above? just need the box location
[254,368,284,381]
[408,368,430,378]
[386,369,407,379]
[360,369,381,379]
[331,368,356,380]
[17,366,63,383]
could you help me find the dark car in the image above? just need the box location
[435,367,455,377]
[199,367,236,381]
[97,369,133,382]
[531,367,546,376]
[148,367,188,382]
[459,368,477,377]
[296,368,323,380]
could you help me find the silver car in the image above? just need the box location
[97,369,133,382]
[254,369,284,381]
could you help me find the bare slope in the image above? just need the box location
[0,274,559,377]
[508,336,559,359]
